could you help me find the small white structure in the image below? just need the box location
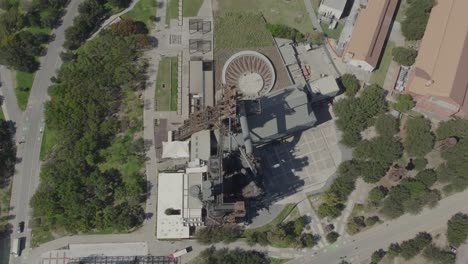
[318,0,348,25]
[162,141,190,159]
[156,166,206,239]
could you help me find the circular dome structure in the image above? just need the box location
[222,51,276,98]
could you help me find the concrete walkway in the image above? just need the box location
[0,66,22,124]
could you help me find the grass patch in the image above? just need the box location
[155,56,178,111]
[214,13,273,48]
[269,258,290,264]
[245,204,296,235]
[123,0,157,29]
[370,41,395,87]
[310,0,320,13]
[183,0,203,17]
[166,0,178,25]
[24,26,52,34]
[15,71,35,111]
[395,0,409,23]
[0,106,4,121]
[321,22,344,39]
[218,0,314,34]
[39,125,58,160]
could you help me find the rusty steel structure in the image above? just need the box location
[173,86,240,141]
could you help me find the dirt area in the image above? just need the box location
[360,126,378,141]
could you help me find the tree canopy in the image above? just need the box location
[447,213,468,247]
[0,120,16,181]
[392,47,417,66]
[194,247,268,264]
[30,22,149,233]
[374,114,399,137]
[401,0,435,40]
[404,116,434,157]
[340,74,360,96]
[392,94,415,113]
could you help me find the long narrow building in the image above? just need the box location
[407,0,468,119]
[344,0,398,72]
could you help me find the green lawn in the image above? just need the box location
[183,0,203,17]
[166,0,178,25]
[218,0,314,34]
[0,106,4,121]
[215,13,273,48]
[155,56,178,111]
[15,71,35,111]
[24,26,52,34]
[321,22,344,39]
[123,0,157,29]
[395,0,409,23]
[310,0,320,13]
[39,125,58,160]
[371,41,396,87]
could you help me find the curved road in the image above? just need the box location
[7,1,84,263]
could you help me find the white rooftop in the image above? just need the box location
[162,141,190,159]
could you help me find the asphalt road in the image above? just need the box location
[7,1,83,263]
[287,188,468,264]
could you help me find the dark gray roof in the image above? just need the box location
[244,86,317,144]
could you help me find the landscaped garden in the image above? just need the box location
[155,56,178,111]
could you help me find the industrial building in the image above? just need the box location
[407,0,468,119]
[344,0,398,72]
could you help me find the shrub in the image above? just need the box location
[326,231,339,243]
[371,249,386,264]
[400,232,432,260]
[341,74,360,96]
[365,216,380,227]
[301,233,319,248]
[317,203,342,219]
[266,23,304,42]
[423,244,456,264]
[368,186,388,205]
[387,243,402,258]
[392,47,417,66]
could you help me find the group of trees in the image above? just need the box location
[346,215,380,235]
[333,84,386,147]
[401,0,435,40]
[267,23,304,42]
[0,0,68,72]
[317,160,360,218]
[380,169,440,219]
[404,116,434,158]
[0,121,16,182]
[392,47,417,66]
[30,20,150,233]
[435,119,468,193]
[195,226,242,244]
[245,216,319,248]
[64,0,131,50]
[380,232,455,264]
[194,247,269,264]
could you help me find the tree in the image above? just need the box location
[194,246,268,264]
[371,249,386,264]
[392,47,417,66]
[415,169,437,187]
[108,0,131,9]
[375,114,399,137]
[360,161,388,183]
[392,94,415,113]
[423,244,456,264]
[368,186,388,205]
[293,216,306,236]
[412,158,427,171]
[0,120,16,181]
[110,18,148,36]
[404,116,434,157]
[245,231,268,246]
[401,0,435,40]
[326,231,339,243]
[353,136,403,166]
[301,233,319,248]
[436,118,468,140]
[341,74,360,96]
[447,213,468,247]
[322,191,341,206]
[317,203,342,219]
[400,232,432,260]
[266,23,304,42]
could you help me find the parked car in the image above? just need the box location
[17,221,24,233]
